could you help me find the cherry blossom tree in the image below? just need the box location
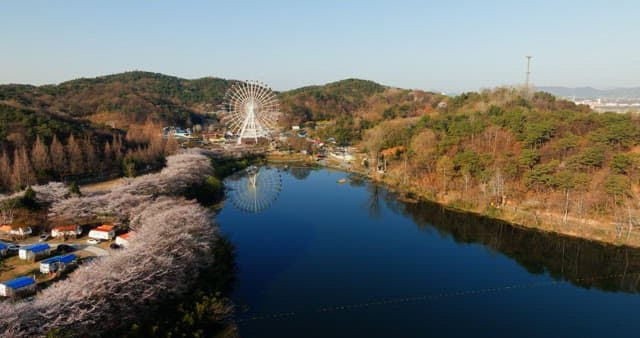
[0,150,220,336]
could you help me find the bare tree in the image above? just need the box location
[165,133,178,155]
[112,134,124,165]
[67,134,84,176]
[102,141,113,172]
[82,136,97,174]
[490,168,506,205]
[10,146,35,190]
[436,155,454,193]
[50,135,67,176]
[0,151,11,191]
[0,198,17,225]
[31,135,51,175]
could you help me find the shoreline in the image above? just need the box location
[266,153,640,249]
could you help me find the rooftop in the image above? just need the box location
[95,224,114,232]
[41,254,77,265]
[118,232,133,240]
[2,276,36,289]
[22,243,50,253]
[52,224,80,231]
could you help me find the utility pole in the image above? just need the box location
[525,55,533,95]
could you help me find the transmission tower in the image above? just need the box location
[525,56,533,94]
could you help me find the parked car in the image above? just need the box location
[55,244,76,254]
[39,233,50,242]
[87,239,100,245]
[7,244,19,252]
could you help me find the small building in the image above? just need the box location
[0,276,36,298]
[0,242,7,257]
[0,225,12,234]
[19,243,51,261]
[9,226,33,238]
[89,224,116,241]
[115,232,134,248]
[40,254,77,274]
[201,132,225,144]
[51,224,82,239]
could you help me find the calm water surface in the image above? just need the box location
[218,167,640,338]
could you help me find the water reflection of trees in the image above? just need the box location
[289,166,312,180]
[373,184,640,293]
[348,174,366,187]
[365,184,383,219]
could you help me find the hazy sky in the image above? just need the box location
[1,0,639,92]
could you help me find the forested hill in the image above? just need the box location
[0,71,234,128]
[279,78,444,124]
[0,71,442,127]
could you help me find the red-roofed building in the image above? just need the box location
[115,232,134,248]
[95,224,114,232]
[51,224,82,239]
[88,224,116,241]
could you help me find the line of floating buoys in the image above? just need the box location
[236,272,639,323]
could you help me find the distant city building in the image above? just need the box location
[571,97,640,113]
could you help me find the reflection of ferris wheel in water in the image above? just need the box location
[223,80,279,145]
[226,166,282,213]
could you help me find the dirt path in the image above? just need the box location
[80,177,127,194]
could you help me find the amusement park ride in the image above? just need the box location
[222,80,279,145]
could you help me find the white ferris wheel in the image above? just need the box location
[223,80,279,144]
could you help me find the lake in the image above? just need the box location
[217,166,640,338]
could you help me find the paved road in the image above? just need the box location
[77,244,109,257]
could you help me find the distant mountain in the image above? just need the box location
[537,86,640,99]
